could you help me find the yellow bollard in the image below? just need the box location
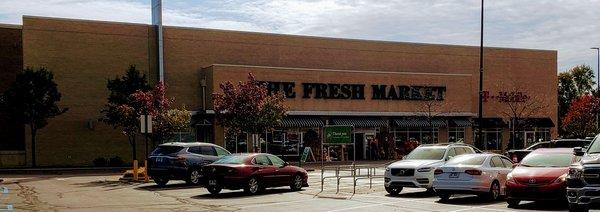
[144,160,150,183]
[133,160,139,181]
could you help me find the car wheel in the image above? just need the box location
[244,177,261,195]
[153,177,169,187]
[385,186,402,196]
[437,192,451,202]
[506,199,520,208]
[290,174,303,191]
[186,168,202,185]
[487,181,500,201]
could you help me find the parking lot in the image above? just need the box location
[0,168,594,211]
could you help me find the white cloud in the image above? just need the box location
[0,0,599,72]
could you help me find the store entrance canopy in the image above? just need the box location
[280,116,324,128]
[393,118,447,128]
[330,117,388,128]
[472,118,507,128]
[513,117,555,128]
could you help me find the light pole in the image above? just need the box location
[592,47,600,93]
[592,47,599,131]
[477,0,485,149]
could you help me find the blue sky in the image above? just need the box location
[0,0,599,73]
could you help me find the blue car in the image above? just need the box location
[148,142,231,186]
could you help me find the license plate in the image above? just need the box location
[208,179,217,186]
[449,173,460,178]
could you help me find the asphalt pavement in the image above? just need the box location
[0,168,596,211]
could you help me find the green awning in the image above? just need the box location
[330,118,389,128]
[394,118,446,128]
[450,118,472,127]
[281,116,324,128]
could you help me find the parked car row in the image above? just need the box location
[384,142,586,211]
[147,142,309,195]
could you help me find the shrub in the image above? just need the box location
[108,156,124,167]
[92,157,107,167]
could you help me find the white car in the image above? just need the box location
[384,144,477,195]
[432,153,514,201]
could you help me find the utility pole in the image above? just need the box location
[477,0,485,149]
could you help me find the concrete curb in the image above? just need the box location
[0,167,129,175]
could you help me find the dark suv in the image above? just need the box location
[505,139,590,163]
[148,142,230,186]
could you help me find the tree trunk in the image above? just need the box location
[30,125,37,167]
[130,134,137,162]
[251,134,260,153]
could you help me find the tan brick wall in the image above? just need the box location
[17,16,557,166]
[21,17,155,166]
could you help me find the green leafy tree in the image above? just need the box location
[212,73,287,152]
[558,65,596,135]
[0,67,68,167]
[101,65,151,161]
[131,83,191,146]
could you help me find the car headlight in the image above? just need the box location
[417,167,432,172]
[507,173,515,183]
[568,165,583,179]
[555,173,568,183]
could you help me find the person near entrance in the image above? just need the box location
[370,138,379,160]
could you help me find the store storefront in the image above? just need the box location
[0,16,558,166]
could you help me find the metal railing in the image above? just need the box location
[320,164,385,194]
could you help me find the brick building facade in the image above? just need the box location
[0,16,557,167]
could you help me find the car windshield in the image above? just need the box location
[405,147,445,160]
[586,135,600,153]
[213,155,247,164]
[151,146,183,156]
[446,155,486,165]
[520,153,573,167]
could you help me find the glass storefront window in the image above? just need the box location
[483,129,502,150]
[225,132,248,153]
[449,127,465,143]
[510,128,551,149]
[391,128,439,145]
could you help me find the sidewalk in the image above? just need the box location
[0,160,397,175]
[0,166,128,175]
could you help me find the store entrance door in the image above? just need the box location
[354,133,365,160]
[524,131,535,148]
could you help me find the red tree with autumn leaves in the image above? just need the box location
[562,95,600,138]
[212,73,287,152]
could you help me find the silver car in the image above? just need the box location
[432,153,514,201]
[384,143,477,195]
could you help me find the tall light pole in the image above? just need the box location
[477,0,485,149]
[592,47,599,131]
[592,47,600,92]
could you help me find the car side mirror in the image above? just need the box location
[283,162,289,167]
[574,147,585,156]
[445,156,453,161]
[512,163,519,168]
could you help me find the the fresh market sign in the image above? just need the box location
[262,81,446,101]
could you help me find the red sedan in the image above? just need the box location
[505,148,579,208]
[202,153,309,195]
